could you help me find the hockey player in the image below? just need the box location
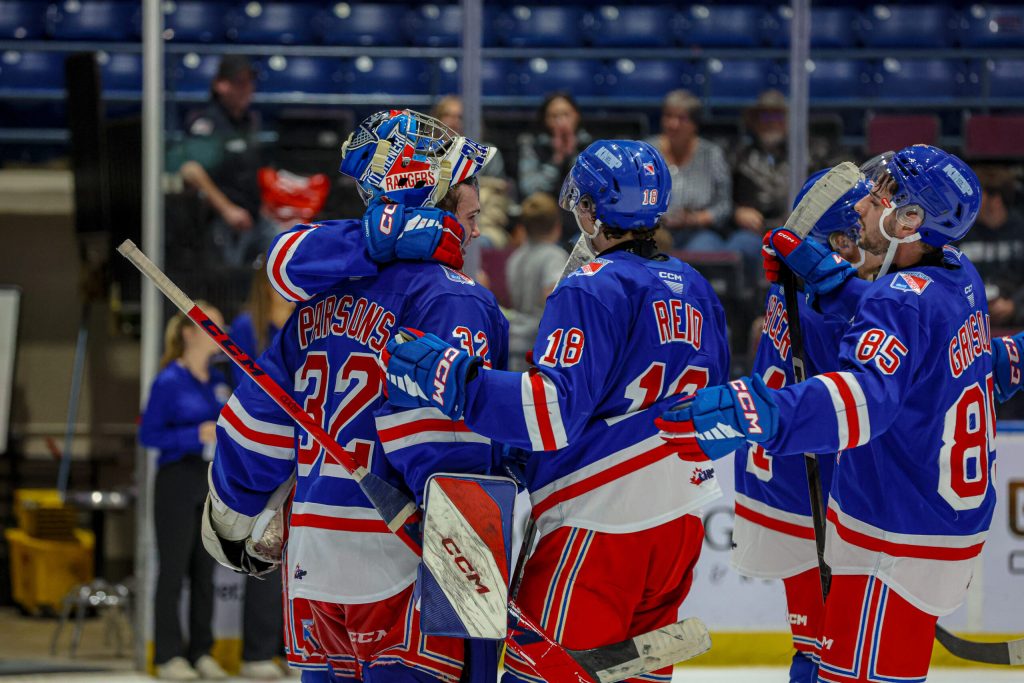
[202,110,506,683]
[380,140,731,682]
[658,145,991,682]
[739,169,872,683]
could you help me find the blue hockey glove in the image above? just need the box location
[655,375,779,461]
[767,227,856,301]
[382,328,483,420]
[363,199,467,270]
[994,332,1024,403]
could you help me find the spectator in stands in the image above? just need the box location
[140,303,231,681]
[506,193,568,372]
[648,89,733,251]
[431,94,507,180]
[732,90,790,242]
[179,55,275,268]
[958,165,1024,327]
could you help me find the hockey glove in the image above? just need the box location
[766,228,856,300]
[382,327,483,420]
[201,495,281,578]
[761,232,782,284]
[363,199,466,270]
[655,375,779,461]
[994,332,1024,403]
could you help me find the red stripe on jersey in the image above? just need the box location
[735,501,817,540]
[529,370,558,451]
[378,418,472,442]
[220,403,294,448]
[290,513,391,533]
[824,372,861,448]
[826,508,984,561]
[531,444,676,519]
[271,229,310,302]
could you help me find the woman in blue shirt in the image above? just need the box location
[140,303,232,681]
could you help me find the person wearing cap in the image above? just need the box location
[179,55,276,268]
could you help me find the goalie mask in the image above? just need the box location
[339,109,495,208]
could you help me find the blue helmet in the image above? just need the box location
[339,109,494,208]
[795,168,871,247]
[860,145,980,246]
[558,140,671,231]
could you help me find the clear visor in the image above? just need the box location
[860,151,901,205]
[558,174,582,212]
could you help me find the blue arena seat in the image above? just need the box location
[874,59,967,100]
[859,6,954,49]
[765,6,858,48]
[985,59,1024,98]
[706,59,785,100]
[583,6,680,48]
[0,51,66,91]
[47,1,139,41]
[496,6,587,48]
[807,59,872,101]
[677,5,763,48]
[170,53,223,94]
[606,59,702,98]
[226,2,318,45]
[100,52,142,93]
[338,56,428,95]
[518,58,607,97]
[0,1,47,40]
[404,4,461,48]
[259,56,342,94]
[428,57,518,98]
[319,3,410,47]
[161,1,228,43]
[963,6,1024,48]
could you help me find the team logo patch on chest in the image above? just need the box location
[570,258,611,278]
[890,271,932,295]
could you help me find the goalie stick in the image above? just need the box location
[118,239,709,682]
[779,165,1024,667]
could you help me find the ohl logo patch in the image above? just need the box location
[890,271,933,295]
[570,258,611,278]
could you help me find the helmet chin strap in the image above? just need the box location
[572,205,603,257]
[876,206,921,277]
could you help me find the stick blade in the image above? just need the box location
[934,625,1024,666]
[784,161,864,238]
[569,617,711,683]
[559,234,594,281]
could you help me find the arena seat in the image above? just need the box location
[0,51,66,92]
[496,6,587,48]
[706,59,784,99]
[260,56,342,94]
[964,114,1024,159]
[866,114,940,155]
[431,58,518,98]
[318,3,410,46]
[985,59,1024,98]
[170,53,222,95]
[338,56,427,95]
[160,1,229,43]
[859,5,954,48]
[807,59,872,101]
[0,1,46,40]
[677,5,763,48]
[226,2,318,45]
[606,58,702,98]
[583,5,680,48]
[47,0,139,41]
[765,6,858,48]
[99,52,142,94]
[874,59,967,100]
[404,4,461,48]
[518,58,607,97]
[963,6,1024,47]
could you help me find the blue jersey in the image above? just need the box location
[762,246,996,615]
[993,330,1024,402]
[139,362,230,468]
[462,249,730,539]
[732,284,846,580]
[227,312,280,388]
[212,221,508,604]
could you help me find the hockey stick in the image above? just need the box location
[560,233,595,280]
[119,240,707,682]
[57,302,89,501]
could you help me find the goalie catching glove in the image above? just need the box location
[762,227,856,300]
[382,328,483,420]
[363,199,466,270]
[655,375,779,461]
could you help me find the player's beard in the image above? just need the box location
[857,214,889,256]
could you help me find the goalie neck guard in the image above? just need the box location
[339,109,495,208]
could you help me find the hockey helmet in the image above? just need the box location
[339,109,495,208]
[558,140,670,232]
[795,168,871,247]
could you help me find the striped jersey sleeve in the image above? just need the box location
[994,331,1024,402]
[266,219,379,303]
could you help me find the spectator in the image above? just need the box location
[139,303,231,681]
[517,92,593,210]
[647,90,733,251]
[505,193,568,371]
[958,165,1024,327]
[178,56,276,268]
[732,90,790,239]
[431,95,507,179]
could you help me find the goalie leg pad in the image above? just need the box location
[419,473,517,640]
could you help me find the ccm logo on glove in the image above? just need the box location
[731,378,764,435]
[442,537,491,595]
[433,347,463,407]
[376,203,398,235]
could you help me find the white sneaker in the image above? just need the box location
[240,660,284,680]
[156,657,199,681]
[193,654,230,680]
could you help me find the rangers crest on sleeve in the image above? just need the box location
[569,258,611,278]
[440,265,475,286]
[890,271,932,295]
